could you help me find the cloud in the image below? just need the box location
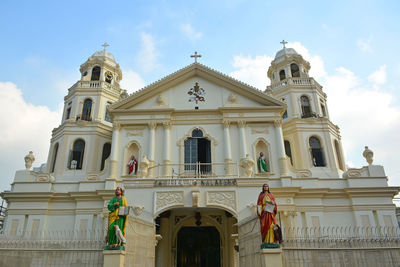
[180,24,203,41]
[137,32,159,72]
[120,70,146,94]
[229,55,273,89]
[0,82,62,192]
[368,65,387,85]
[357,36,373,53]
[288,42,327,79]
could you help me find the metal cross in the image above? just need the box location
[190,51,202,63]
[280,40,288,48]
[102,42,110,51]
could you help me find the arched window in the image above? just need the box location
[334,140,344,170]
[284,140,293,165]
[301,96,312,118]
[82,99,92,121]
[291,63,300,77]
[91,66,101,81]
[321,104,327,117]
[309,137,325,167]
[279,70,286,81]
[70,139,85,170]
[101,143,111,171]
[184,129,211,173]
[50,143,59,173]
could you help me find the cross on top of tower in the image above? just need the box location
[190,51,202,63]
[102,42,110,51]
[280,40,288,48]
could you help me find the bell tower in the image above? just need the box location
[45,44,124,180]
[266,41,346,177]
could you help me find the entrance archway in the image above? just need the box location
[177,226,221,267]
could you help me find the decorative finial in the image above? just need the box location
[190,51,202,63]
[24,151,35,170]
[102,42,110,51]
[280,40,288,49]
[362,146,374,165]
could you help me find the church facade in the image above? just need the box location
[1,45,399,266]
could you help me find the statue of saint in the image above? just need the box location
[257,184,280,247]
[107,187,128,248]
[128,155,138,175]
[257,152,268,173]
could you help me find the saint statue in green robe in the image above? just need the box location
[258,152,268,173]
[106,187,128,248]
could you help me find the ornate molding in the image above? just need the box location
[222,120,230,129]
[162,121,172,129]
[206,191,236,212]
[155,191,184,213]
[113,122,121,130]
[296,169,312,178]
[250,126,269,134]
[273,119,282,127]
[126,130,144,136]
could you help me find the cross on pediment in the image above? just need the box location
[280,40,288,48]
[102,42,110,51]
[190,51,202,63]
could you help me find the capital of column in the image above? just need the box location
[163,121,172,129]
[222,120,230,129]
[148,121,157,130]
[237,120,246,128]
[113,122,121,131]
[273,119,282,127]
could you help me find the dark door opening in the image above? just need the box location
[177,226,221,267]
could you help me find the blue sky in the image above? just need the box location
[1,0,400,200]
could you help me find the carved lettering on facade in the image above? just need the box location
[155,191,184,212]
[207,191,236,211]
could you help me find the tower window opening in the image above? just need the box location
[101,143,111,171]
[50,143,59,173]
[81,99,92,121]
[91,66,101,81]
[284,140,293,165]
[279,70,286,81]
[65,107,71,120]
[309,137,325,167]
[105,102,112,122]
[321,104,326,117]
[69,139,85,170]
[301,95,313,118]
[291,63,300,77]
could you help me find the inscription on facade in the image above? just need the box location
[154,179,237,187]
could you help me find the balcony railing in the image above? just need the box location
[268,77,315,90]
[68,81,120,93]
[129,161,272,179]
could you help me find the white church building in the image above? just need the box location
[1,44,399,267]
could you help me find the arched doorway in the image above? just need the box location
[177,226,221,267]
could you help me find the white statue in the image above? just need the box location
[240,154,255,177]
[139,155,150,178]
[362,146,374,165]
[24,151,35,170]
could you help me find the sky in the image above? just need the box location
[0,0,399,202]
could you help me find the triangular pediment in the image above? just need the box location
[110,63,284,112]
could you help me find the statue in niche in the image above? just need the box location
[257,184,281,248]
[106,187,128,249]
[128,155,138,175]
[257,152,268,173]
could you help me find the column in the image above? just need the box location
[238,120,247,158]
[223,121,233,175]
[108,122,121,183]
[148,122,156,178]
[163,122,171,177]
[289,93,298,118]
[274,120,289,177]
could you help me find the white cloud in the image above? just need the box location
[120,70,146,94]
[229,55,273,89]
[137,32,159,72]
[357,36,373,53]
[368,65,387,85]
[288,42,327,79]
[0,82,62,192]
[180,24,203,41]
